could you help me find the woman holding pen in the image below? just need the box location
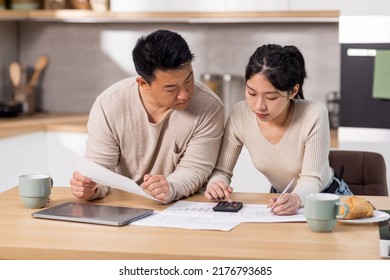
[204,44,352,215]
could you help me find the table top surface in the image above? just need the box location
[0,187,389,260]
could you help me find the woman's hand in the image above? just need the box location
[204,180,233,201]
[268,193,301,215]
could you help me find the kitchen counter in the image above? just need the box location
[0,113,88,139]
[0,113,339,146]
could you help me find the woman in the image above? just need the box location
[205,44,352,215]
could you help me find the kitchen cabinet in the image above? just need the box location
[46,131,87,188]
[0,125,342,194]
[0,129,269,194]
[289,0,341,11]
[226,0,288,12]
[0,132,46,192]
[111,0,289,13]
[0,114,88,192]
[111,0,228,13]
[0,130,87,193]
[0,8,339,23]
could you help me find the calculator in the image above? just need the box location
[213,201,243,212]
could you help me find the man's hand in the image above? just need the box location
[143,174,172,203]
[70,171,97,200]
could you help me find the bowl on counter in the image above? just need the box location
[10,0,42,10]
[0,102,23,118]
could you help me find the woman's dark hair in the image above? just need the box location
[132,29,195,84]
[245,44,307,99]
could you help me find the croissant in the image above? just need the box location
[340,196,374,219]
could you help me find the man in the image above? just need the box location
[70,29,224,203]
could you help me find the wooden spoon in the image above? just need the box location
[29,55,49,87]
[9,62,22,87]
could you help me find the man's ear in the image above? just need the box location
[136,76,150,90]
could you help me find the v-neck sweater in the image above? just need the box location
[207,99,333,205]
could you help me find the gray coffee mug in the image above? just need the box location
[18,174,53,209]
[304,193,349,232]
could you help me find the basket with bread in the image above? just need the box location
[339,196,374,220]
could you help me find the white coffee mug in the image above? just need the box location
[18,174,53,209]
[304,193,349,232]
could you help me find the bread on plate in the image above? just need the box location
[340,196,374,219]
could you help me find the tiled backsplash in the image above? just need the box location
[1,22,339,113]
[0,22,18,102]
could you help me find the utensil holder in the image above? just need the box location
[13,85,36,115]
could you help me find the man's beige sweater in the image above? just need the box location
[86,77,224,202]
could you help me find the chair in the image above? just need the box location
[328,150,388,196]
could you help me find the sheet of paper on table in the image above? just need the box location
[132,201,306,231]
[68,149,161,202]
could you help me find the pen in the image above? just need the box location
[275,178,295,203]
[269,178,295,211]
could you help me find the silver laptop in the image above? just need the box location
[32,202,153,226]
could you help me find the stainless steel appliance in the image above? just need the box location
[200,73,245,119]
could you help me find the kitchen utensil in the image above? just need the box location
[13,85,35,115]
[44,0,68,9]
[29,55,49,87]
[90,0,108,12]
[71,0,91,9]
[9,62,22,87]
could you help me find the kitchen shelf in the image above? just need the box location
[0,9,339,23]
[0,10,28,20]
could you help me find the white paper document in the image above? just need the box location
[132,201,306,231]
[68,149,161,202]
[132,211,240,231]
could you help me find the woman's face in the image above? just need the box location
[245,73,297,124]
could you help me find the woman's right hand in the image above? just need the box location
[204,180,233,201]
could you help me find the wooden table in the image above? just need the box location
[0,187,388,260]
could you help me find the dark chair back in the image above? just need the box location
[329,150,388,196]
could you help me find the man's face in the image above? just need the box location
[146,63,195,111]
